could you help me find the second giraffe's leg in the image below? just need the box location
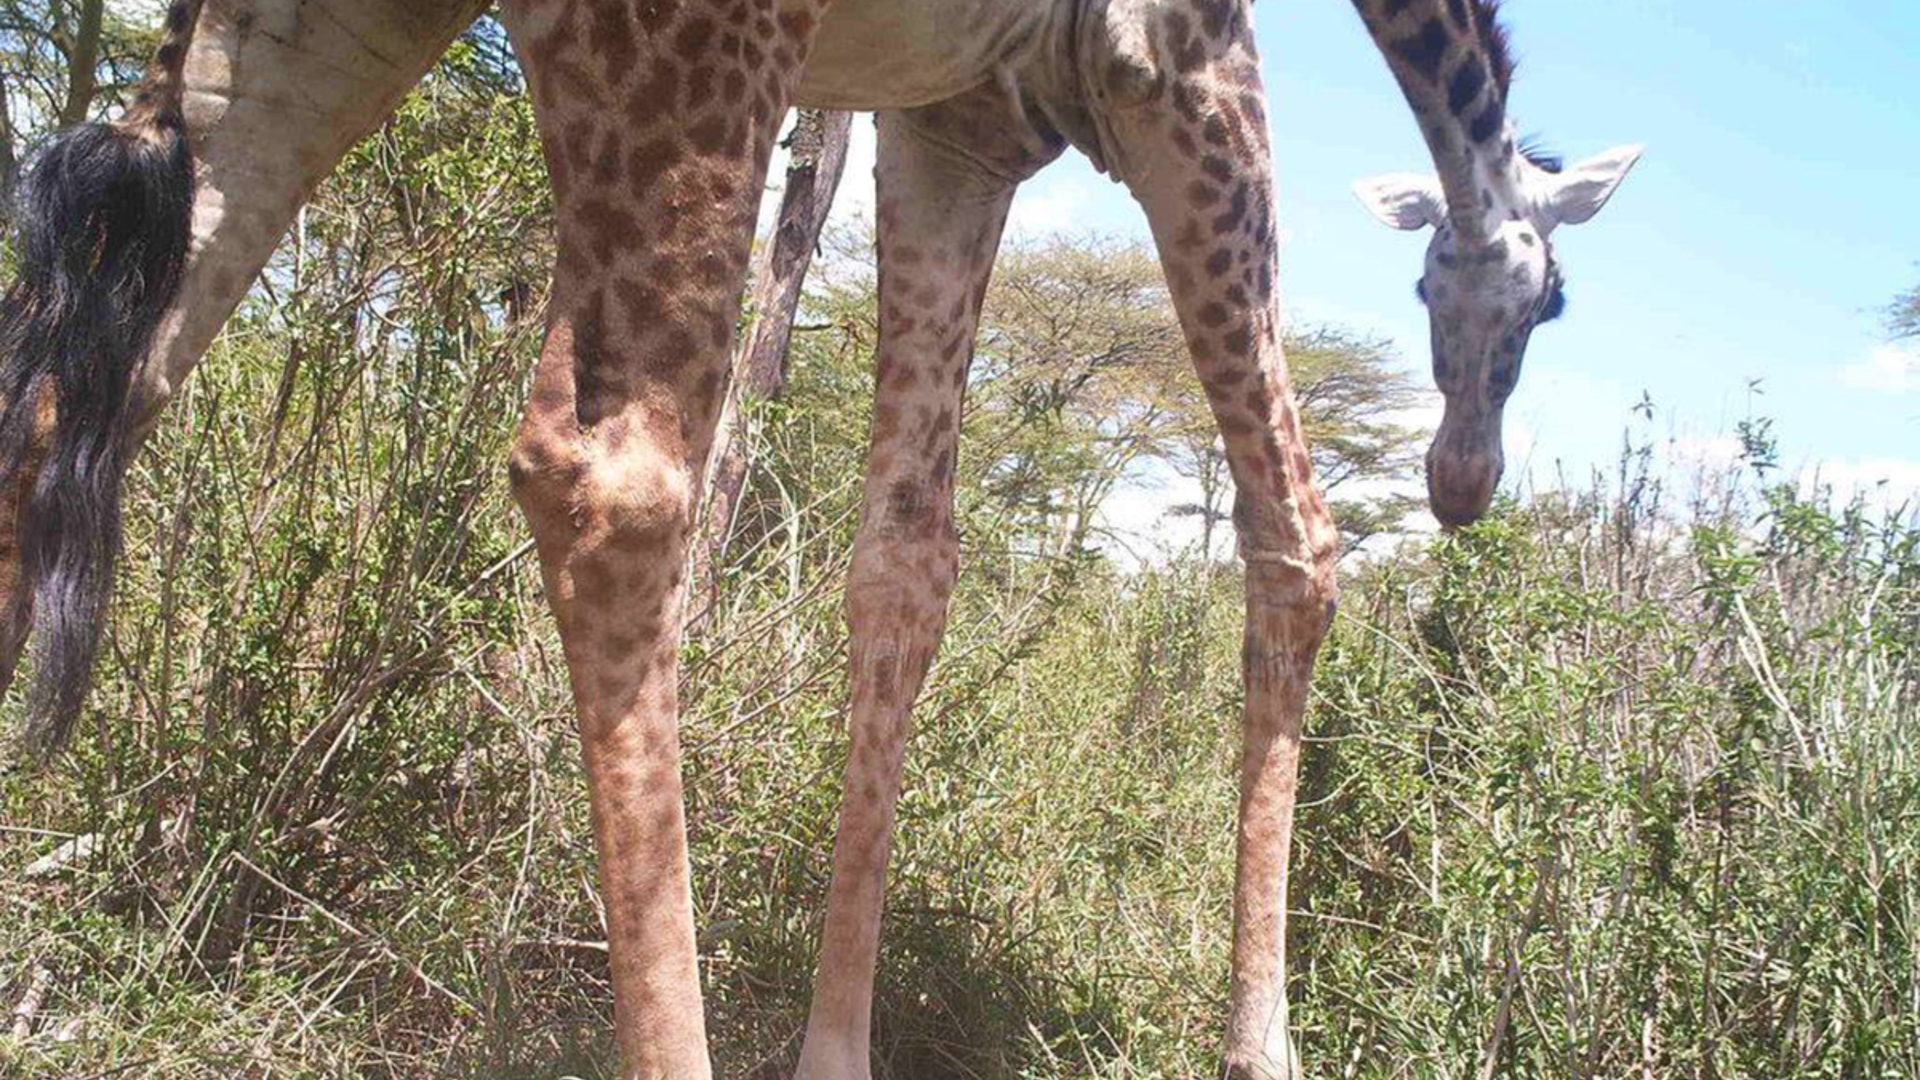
[1094,3,1339,1077]
[495,3,828,1077]
[794,98,1056,1080]
[129,0,492,440]
[0,0,486,711]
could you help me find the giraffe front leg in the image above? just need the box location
[495,2,830,1076]
[1095,2,1339,1076]
[795,99,1053,1080]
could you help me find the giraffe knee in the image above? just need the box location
[845,514,958,712]
[125,368,176,445]
[849,477,961,629]
[1248,546,1337,653]
[1303,552,1340,640]
[1237,490,1340,651]
[851,516,959,600]
[509,421,694,558]
[1239,552,1336,705]
[507,423,578,523]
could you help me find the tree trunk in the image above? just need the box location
[58,0,106,127]
[689,109,853,623]
[0,72,19,215]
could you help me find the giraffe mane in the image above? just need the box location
[1471,0,1516,98]
[1489,20,1570,326]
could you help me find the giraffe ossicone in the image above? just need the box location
[0,1,1639,1078]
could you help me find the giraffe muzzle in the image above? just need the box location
[1425,412,1504,529]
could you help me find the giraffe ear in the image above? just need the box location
[1353,174,1446,231]
[1541,144,1644,229]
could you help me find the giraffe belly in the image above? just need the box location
[795,0,1057,110]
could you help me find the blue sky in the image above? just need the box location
[818,1,1920,537]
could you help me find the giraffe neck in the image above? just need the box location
[1351,0,1527,240]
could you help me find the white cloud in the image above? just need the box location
[1389,392,1443,435]
[1837,342,1920,394]
[1006,177,1101,239]
[1664,434,1746,471]
[1093,461,1219,569]
[1797,455,1920,518]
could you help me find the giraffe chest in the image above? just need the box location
[795,0,1063,110]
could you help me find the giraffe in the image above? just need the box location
[1347,0,1643,526]
[0,0,1640,1077]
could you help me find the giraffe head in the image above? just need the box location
[1354,143,1642,527]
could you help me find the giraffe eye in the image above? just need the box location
[1415,278,1429,306]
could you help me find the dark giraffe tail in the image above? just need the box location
[0,0,202,756]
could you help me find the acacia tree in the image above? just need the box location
[752,232,1425,568]
[968,239,1424,553]
[1892,280,1919,340]
[0,0,156,201]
